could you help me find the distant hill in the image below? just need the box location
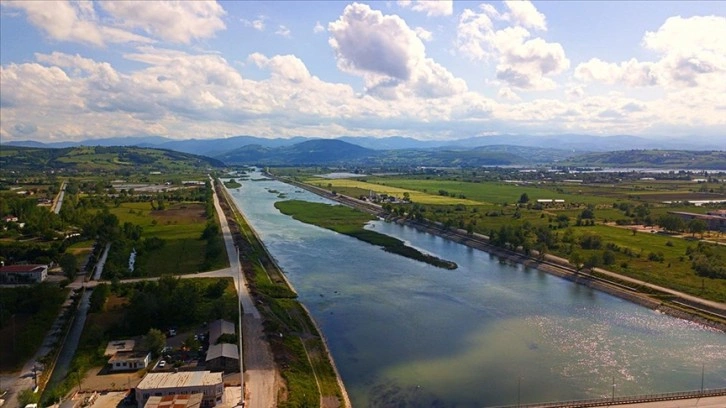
[0,145,223,174]
[217,139,378,165]
[562,150,726,169]
[5,134,725,155]
[214,139,574,167]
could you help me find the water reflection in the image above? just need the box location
[226,173,726,407]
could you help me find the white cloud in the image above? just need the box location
[643,15,726,87]
[457,5,568,90]
[242,16,266,31]
[328,3,465,98]
[574,58,658,87]
[497,86,520,101]
[275,25,291,38]
[503,0,547,31]
[248,53,311,83]
[576,16,726,89]
[415,26,433,42]
[398,0,453,17]
[99,1,226,44]
[313,21,325,34]
[1,0,151,46]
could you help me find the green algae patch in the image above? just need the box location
[275,200,457,270]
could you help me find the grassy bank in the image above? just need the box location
[275,200,457,270]
[216,184,348,407]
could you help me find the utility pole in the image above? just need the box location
[611,374,616,402]
[517,376,522,408]
[701,363,705,394]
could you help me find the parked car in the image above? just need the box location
[158,360,166,368]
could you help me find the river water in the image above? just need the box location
[225,172,726,407]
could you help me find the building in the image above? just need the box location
[144,393,203,408]
[0,264,48,284]
[109,351,151,372]
[205,344,239,373]
[135,371,223,408]
[105,339,136,356]
[208,319,235,345]
[669,211,726,232]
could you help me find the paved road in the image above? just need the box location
[53,182,66,215]
[91,243,111,281]
[4,272,87,408]
[210,177,276,408]
[44,290,91,393]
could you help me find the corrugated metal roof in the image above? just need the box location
[208,319,235,344]
[205,343,239,361]
[136,371,222,390]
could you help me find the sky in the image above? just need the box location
[0,0,725,143]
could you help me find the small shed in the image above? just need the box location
[208,319,235,344]
[205,344,239,373]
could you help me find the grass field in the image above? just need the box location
[108,201,226,275]
[298,173,726,303]
[305,177,481,205]
[275,200,457,269]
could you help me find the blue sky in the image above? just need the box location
[1,1,724,143]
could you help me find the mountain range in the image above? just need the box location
[5,134,725,154]
[3,134,724,169]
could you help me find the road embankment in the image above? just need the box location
[216,179,351,408]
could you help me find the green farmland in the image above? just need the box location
[293,171,726,303]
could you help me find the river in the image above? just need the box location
[225,172,726,407]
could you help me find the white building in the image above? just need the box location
[135,371,223,408]
[0,264,48,284]
[109,351,151,372]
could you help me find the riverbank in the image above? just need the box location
[275,200,457,270]
[216,179,351,408]
[271,173,726,332]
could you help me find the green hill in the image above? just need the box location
[0,145,224,174]
[563,150,726,169]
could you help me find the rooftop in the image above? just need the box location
[137,371,222,390]
[104,339,136,356]
[0,264,47,273]
[208,319,235,344]
[144,393,203,408]
[108,350,150,362]
[205,343,239,361]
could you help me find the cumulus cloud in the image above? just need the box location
[99,1,226,44]
[575,16,726,89]
[415,26,433,42]
[248,53,311,83]
[575,58,658,87]
[457,3,569,90]
[398,0,453,17]
[503,0,546,31]
[328,3,465,98]
[1,0,151,46]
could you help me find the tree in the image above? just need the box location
[602,250,616,266]
[518,193,530,204]
[144,328,166,357]
[18,388,40,406]
[570,252,584,272]
[59,253,78,280]
[688,219,707,238]
[658,214,685,232]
